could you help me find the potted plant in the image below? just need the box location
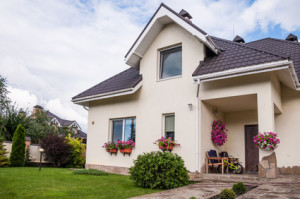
[211,120,228,146]
[253,132,280,151]
[117,140,135,154]
[102,141,118,153]
[154,137,180,152]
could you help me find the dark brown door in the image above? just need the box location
[245,125,259,173]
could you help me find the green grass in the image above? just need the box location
[0,167,160,199]
[72,169,109,176]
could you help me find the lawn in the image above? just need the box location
[0,167,160,199]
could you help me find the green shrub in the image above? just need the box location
[73,169,109,176]
[189,197,197,199]
[66,134,86,168]
[129,151,189,189]
[219,188,236,199]
[232,182,247,195]
[0,137,9,167]
[10,124,25,166]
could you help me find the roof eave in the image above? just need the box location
[192,60,300,90]
[72,80,143,105]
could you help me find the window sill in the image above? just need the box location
[157,75,182,82]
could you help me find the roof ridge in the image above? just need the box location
[72,67,137,100]
[211,36,289,59]
[247,37,300,46]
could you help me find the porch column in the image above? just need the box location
[257,92,275,159]
[257,91,277,178]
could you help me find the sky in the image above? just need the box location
[1,0,299,132]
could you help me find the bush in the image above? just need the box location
[189,197,197,199]
[0,137,9,167]
[66,134,86,168]
[129,151,189,189]
[219,188,236,199]
[40,134,72,167]
[232,182,247,195]
[10,124,25,166]
[73,169,109,176]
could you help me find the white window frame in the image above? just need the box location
[111,117,136,142]
[158,45,182,81]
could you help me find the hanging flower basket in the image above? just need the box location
[211,120,228,146]
[253,132,280,151]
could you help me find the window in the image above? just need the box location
[112,118,136,143]
[160,46,182,79]
[164,114,175,140]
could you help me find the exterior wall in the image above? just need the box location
[223,110,258,168]
[275,85,300,167]
[86,23,205,172]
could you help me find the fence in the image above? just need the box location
[3,141,47,163]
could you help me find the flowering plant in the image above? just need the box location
[253,132,280,151]
[154,137,180,150]
[116,140,135,149]
[102,141,117,151]
[211,120,228,146]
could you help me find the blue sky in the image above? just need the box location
[0,0,299,131]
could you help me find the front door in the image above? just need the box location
[245,125,259,173]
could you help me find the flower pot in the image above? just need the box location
[110,148,118,153]
[120,148,132,154]
[160,143,173,151]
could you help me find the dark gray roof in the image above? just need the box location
[179,9,192,19]
[246,37,300,81]
[286,33,298,42]
[192,36,288,76]
[72,67,142,101]
[75,130,87,139]
[47,111,76,128]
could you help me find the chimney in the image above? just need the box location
[33,105,44,118]
[179,9,192,23]
[233,35,245,44]
[285,33,298,43]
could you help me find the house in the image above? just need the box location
[33,105,87,143]
[72,3,300,176]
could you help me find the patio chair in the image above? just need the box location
[206,150,228,174]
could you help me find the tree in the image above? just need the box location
[66,134,86,168]
[10,124,26,167]
[0,137,10,167]
[0,75,10,115]
[0,105,30,141]
[40,134,72,167]
[26,110,56,144]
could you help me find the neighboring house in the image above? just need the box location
[33,105,87,143]
[72,4,300,175]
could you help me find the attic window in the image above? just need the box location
[160,46,182,79]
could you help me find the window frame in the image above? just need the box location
[159,45,182,80]
[110,117,136,143]
[162,114,175,140]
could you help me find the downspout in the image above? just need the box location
[195,82,200,172]
[83,106,89,111]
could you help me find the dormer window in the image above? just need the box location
[160,46,182,79]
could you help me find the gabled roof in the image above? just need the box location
[233,35,245,43]
[75,130,87,139]
[47,111,81,130]
[245,38,300,80]
[72,67,142,104]
[192,36,288,77]
[125,3,220,68]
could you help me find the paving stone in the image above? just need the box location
[260,160,270,169]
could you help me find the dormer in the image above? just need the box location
[125,3,220,69]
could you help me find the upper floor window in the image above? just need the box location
[160,46,182,79]
[112,118,136,143]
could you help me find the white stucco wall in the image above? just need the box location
[86,23,205,171]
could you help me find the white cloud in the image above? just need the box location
[1,0,300,133]
[7,87,38,111]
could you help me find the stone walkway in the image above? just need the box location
[130,175,300,199]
